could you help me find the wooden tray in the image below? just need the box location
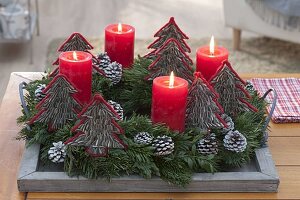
[17,144,279,192]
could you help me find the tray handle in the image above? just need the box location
[260,88,277,147]
[19,82,31,131]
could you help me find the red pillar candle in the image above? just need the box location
[105,23,135,68]
[151,72,188,132]
[196,36,229,81]
[59,51,92,105]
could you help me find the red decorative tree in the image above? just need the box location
[146,38,193,82]
[65,94,126,157]
[186,72,227,130]
[52,32,93,65]
[28,75,82,131]
[209,61,258,116]
[50,32,105,77]
[144,17,191,60]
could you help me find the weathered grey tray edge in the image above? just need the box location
[17,144,279,193]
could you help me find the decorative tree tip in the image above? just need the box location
[52,32,96,70]
[169,17,175,22]
[145,16,191,65]
[94,93,105,101]
[193,72,220,98]
[210,60,245,85]
[153,17,189,39]
[57,32,94,52]
[193,72,202,79]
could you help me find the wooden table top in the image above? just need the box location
[1,72,300,200]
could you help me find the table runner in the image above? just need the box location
[251,78,300,123]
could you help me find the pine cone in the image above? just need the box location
[34,84,46,102]
[96,53,122,84]
[134,132,153,145]
[108,100,124,120]
[96,52,111,69]
[223,130,247,153]
[245,80,255,94]
[105,62,122,84]
[48,141,67,163]
[220,114,234,134]
[197,133,218,155]
[152,135,174,156]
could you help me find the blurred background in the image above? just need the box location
[0,0,300,103]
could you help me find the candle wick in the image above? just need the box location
[210,52,214,56]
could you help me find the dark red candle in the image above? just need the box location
[151,72,188,132]
[59,51,92,105]
[196,36,229,81]
[105,23,135,68]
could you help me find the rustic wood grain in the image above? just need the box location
[0,132,25,200]
[268,137,300,166]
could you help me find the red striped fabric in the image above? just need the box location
[251,78,300,123]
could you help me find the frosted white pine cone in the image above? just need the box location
[48,141,67,163]
[223,130,247,153]
[197,132,218,155]
[152,135,174,156]
[34,84,46,101]
[134,132,153,145]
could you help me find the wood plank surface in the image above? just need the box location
[0,73,28,200]
[0,72,300,200]
[268,137,300,166]
[0,132,25,200]
[0,72,38,132]
[269,123,300,137]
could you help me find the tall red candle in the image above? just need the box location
[105,23,135,68]
[59,51,92,105]
[196,36,229,81]
[151,72,188,132]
